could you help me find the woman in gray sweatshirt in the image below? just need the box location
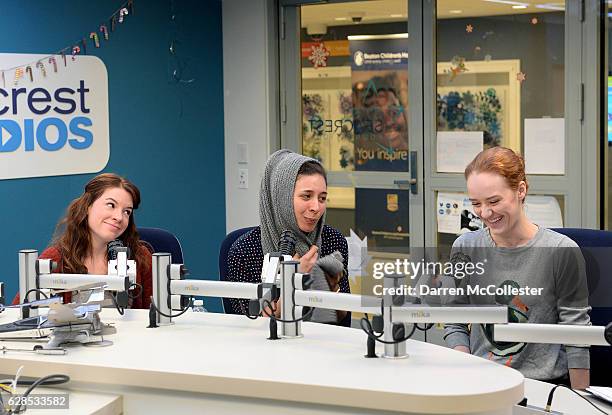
[443,146,591,389]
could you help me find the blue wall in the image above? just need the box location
[0,0,226,312]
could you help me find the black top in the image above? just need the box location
[226,225,351,326]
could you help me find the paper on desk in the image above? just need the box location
[587,386,612,404]
[525,118,565,174]
[437,131,483,173]
[524,195,563,228]
[437,192,482,235]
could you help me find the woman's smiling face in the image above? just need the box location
[467,171,526,239]
[87,187,133,245]
[293,173,327,233]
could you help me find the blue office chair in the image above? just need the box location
[138,227,184,264]
[219,226,256,314]
[551,228,612,386]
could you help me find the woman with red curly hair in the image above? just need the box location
[14,173,152,309]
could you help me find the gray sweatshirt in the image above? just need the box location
[443,227,591,380]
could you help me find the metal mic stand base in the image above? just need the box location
[381,353,409,359]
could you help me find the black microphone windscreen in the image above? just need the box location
[279,230,297,257]
[449,251,471,265]
[107,239,130,260]
[448,252,472,287]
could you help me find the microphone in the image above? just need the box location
[448,251,472,287]
[449,251,471,267]
[278,230,297,257]
[107,239,131,309]
[107,239,131,260]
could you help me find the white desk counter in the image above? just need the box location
[0,308,524,415]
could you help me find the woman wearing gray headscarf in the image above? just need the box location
[226,150,351,326]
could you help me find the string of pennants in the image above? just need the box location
[0,0,134,88]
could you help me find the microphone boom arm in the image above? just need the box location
[19,249,133,319]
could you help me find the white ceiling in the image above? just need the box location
[301,0,565,29]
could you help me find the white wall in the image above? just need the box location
[222,0,278,233]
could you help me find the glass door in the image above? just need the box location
[427,0,584,257]
[279,0,424,304]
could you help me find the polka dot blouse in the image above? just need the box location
[226,225,351,325]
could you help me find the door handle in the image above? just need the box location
[394,180,412,188]
[409,151,418,195]
[393,152,418,194]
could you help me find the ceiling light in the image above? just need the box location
[512,5,527,8]
[449,10,463,14]
[334,17,348,21]
[390,14,404,18]
[484,0,528,5]
[535,3,565,11]
[347,33,408,40]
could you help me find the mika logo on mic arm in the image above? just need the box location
[0,53,110,180]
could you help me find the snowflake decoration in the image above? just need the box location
[466,24,473,33]
[516,71,526,83]
[308,43,330,69]
[531,17,538,25]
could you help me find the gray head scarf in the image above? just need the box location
[260,149,325,256]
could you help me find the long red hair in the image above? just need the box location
[52,173,150,273]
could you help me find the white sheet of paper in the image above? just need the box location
[346,229,370,279]
[524,195,563,228]
[436,131,483,173]
[586,386,612,404]
[524,118,565,174]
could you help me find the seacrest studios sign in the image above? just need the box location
[0,53,109,179]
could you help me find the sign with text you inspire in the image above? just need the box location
[0,53,109,179]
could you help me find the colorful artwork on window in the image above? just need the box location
[436,88,503,148]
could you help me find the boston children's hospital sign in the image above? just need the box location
[0,53,109,179]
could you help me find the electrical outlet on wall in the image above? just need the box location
[238,169,248,189]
